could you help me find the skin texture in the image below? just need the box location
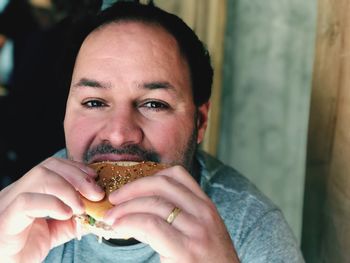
[0,21,239,262]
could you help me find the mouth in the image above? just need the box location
[89,154,145,164]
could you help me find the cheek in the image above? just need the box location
[64,116,96,161]
[144,117,195,161]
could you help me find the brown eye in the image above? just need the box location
[143,101,169,110]
[82,100,107,108]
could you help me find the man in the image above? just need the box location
[0,2,304,262]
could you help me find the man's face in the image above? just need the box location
[64,21,209,169]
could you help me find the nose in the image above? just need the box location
[98,107,143,148]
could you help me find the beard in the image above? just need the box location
[70,124,199,172]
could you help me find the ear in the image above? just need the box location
[196,102,210,144]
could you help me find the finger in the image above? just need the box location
[47,218,77,249]
[43,157,97,178]
[111,213,186,258]
[155,165,209,200]
[0,218,77,263]
[104,196,197,234]
[0,193,73,236]
[1,167,85,215]
[31,167,86,214]
[41,158,104,201]
[109,174,207,216]
[68,160,97,178]
[104,196,173,223]
[0,183,15,213]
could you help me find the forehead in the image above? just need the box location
[82,21,180,55]
[72,21,191,94]
[76,21,187,73]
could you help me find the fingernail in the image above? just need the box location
[93,183,105,193]
[85,176,93,183]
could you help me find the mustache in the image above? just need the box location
[83,143,160,163]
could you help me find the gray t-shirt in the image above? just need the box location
[44,150,304,262]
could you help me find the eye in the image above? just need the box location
[81,99,107,109]
[141,100,169,111]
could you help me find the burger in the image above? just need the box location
[74,161,168,242]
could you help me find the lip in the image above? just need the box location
[89,154,145,164]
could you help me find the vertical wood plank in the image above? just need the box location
[323,0,350,260]
[302,0,350,261]
[200,0,227,156]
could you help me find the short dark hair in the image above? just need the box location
[62,1,213,106]
[52,0,102,18]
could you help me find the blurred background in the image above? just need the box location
[0,0,102,184]
[1,0,349,262]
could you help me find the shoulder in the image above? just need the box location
[53,149,68,159]
[196,151,304,261]
[196,150,276,212]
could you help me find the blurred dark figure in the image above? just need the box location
[0,0,102,187]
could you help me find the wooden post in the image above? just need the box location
[302,0,350,261]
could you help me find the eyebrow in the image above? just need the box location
[141,81,180,100]
[72,78,179,97]
[72,78,111,89]
[73,78,175,90]
[142,81,175,91]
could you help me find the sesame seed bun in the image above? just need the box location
[75,161,168,241]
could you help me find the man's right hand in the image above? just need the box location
[0,157,104,263]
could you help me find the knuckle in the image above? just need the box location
[50,198,65,212]
[24,164,49,183]
[13,193,30,210]
[203,205,218,223]
[144,215,163,232]
[150,195,163,207]
[199,199,218,220]
[171,165,186,174]
[40,156,59,166]
[154,174,173,186]
[159,174,172,183]
[40,169,63,195]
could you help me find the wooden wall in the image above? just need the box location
[302,0,350,261]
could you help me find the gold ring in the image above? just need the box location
[166,207,181,224]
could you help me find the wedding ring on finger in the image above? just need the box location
[166,207,182,225]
